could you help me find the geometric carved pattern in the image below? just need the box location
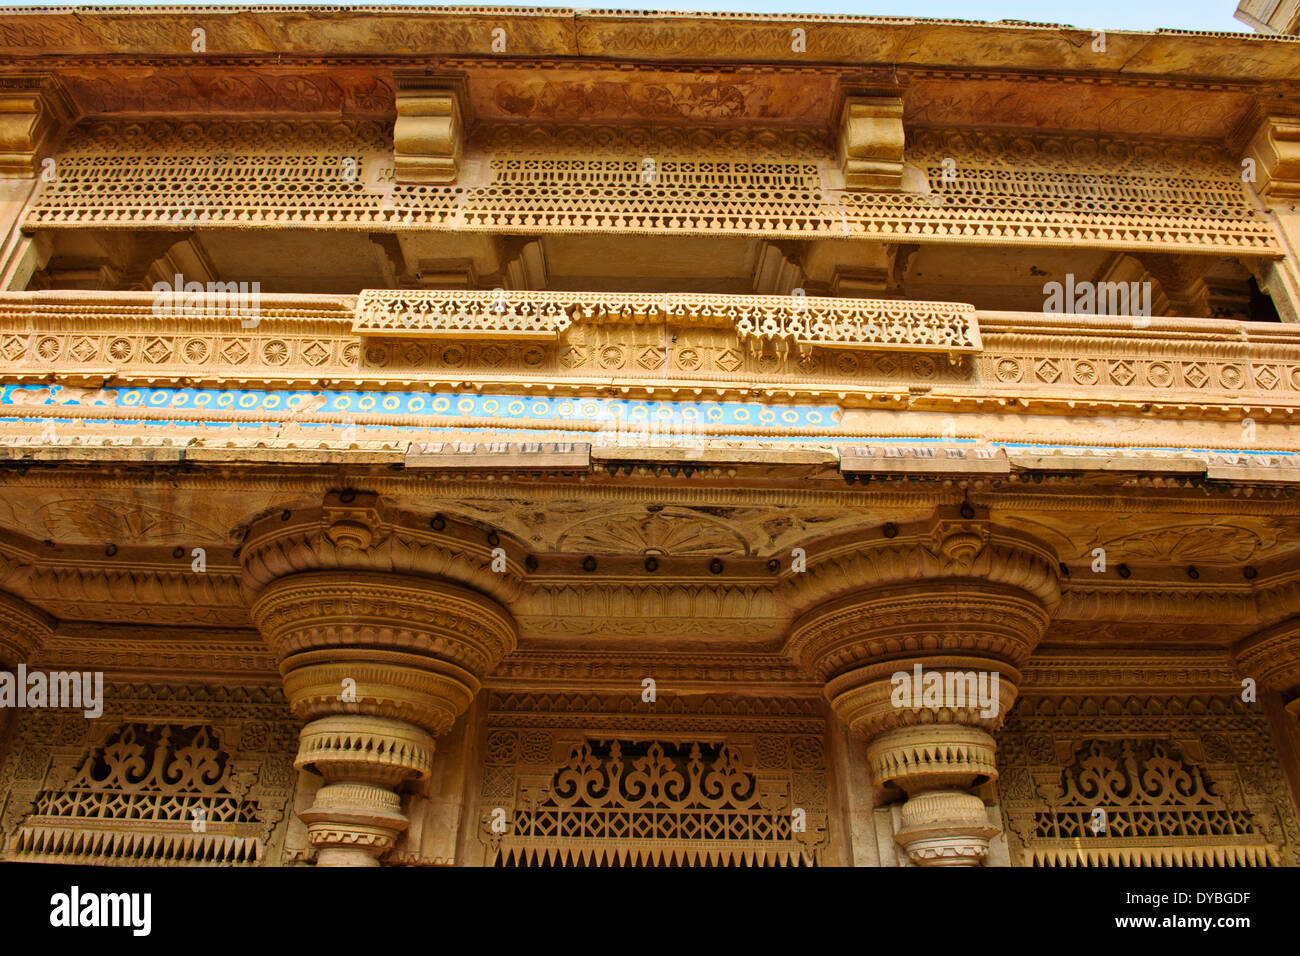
[482,736,824,867]
[478,693,830,866]
[906,128,1277,252]
[28,119,1279,253]
[0,684,298,866]
[10,723,269,865]
[1034,739,1265,851]
[997,697,1298,867]
[354,288,979,356]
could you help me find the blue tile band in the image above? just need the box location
[0,384,842,430]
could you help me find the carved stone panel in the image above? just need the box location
[997,696,1300,867]
[475,693,831,866]
[0,682,299,865]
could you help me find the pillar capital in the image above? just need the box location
[1236,615,1300,719]
[239,490,524,607]
[243,494,518,865]
[783,510,1059,866]
[0,589,54,667]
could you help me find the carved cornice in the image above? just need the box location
[36,624,275,680]
[485,690,827,735]
[487,649,808,689]
[0,9,1292,85]
[1018,651,1241,694]
[516,579,784,642]
[0,532,246,626]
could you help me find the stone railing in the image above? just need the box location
[0,291,1298,411]
[352,288,982,353]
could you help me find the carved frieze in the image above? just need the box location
[0,683,299,865]
[24,117,1279,253]
[997,696,1300,866]
[476,691,831,866]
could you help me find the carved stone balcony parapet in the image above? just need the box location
[354,288,575,340]
[352,288,981,355]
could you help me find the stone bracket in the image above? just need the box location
[1243,114,1300,205]
[0,73,75,179]
[838,93,905,191]
[392,72,471,185]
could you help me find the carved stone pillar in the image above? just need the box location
[242,493,519,866]
[785,509,1060,866]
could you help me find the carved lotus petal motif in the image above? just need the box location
[326,519,375,552]
[933,528,987,569]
